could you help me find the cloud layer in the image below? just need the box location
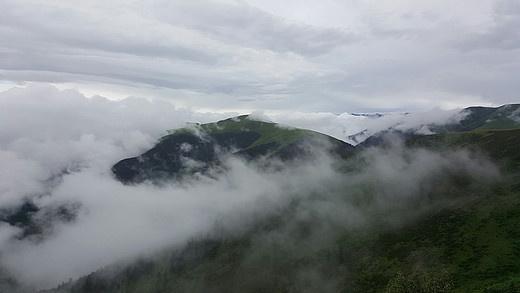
[0,84,232,207]
[1,0,519,112]
[0,85,500,290]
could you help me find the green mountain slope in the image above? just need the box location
[39,107,520,293]
[53,125,520,293]
[112,115,355,184]
[437,104,520,132]
[359,104,520,148]
[407,128,520,172]
[57,180,520,292]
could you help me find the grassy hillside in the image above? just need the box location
[112,116,354,184]
[167,115,348,153]
[407,128,520,172]
[435,104,520,132]
[56,126,520,293]
[60,176,520,293]
[343,182,520,292]
[358,104,520,149]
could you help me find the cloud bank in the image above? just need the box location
[0,85,501,290]
[1,0,519,112]
[270,108,466,145]
[0,84,233,208]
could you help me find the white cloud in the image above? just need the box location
[0,144,340,288]
[270,107,464,145]
[0,84,501,290]
[0,0,517,112]
[0,84,231,207]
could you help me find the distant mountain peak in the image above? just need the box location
[353,103,520,147]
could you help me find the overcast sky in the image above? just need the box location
[1,0,519,113]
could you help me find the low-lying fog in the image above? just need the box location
[0,85,497,290]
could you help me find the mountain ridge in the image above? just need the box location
[112,115,355,184]
[52,122,520,293]
[356,104,520,148]
[5,104,520,293]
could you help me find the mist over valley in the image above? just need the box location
[0,87,519,292]
[2,0,520,291]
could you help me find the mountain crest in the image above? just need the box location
[112,116,354,184]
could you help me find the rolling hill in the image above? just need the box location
[441,104,520,132]
[41,106,520,293]
[357,104,520,148]
[112,115,355,184]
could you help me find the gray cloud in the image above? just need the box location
[111,141,498,293]
[0,88,343,287]
[0,85,502,291]
[150,0,355,56]
[0,0,518,113]
[456,0,520,50]
[0,84,231,206]
[0,0,219,64]
[271,107,465,145]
